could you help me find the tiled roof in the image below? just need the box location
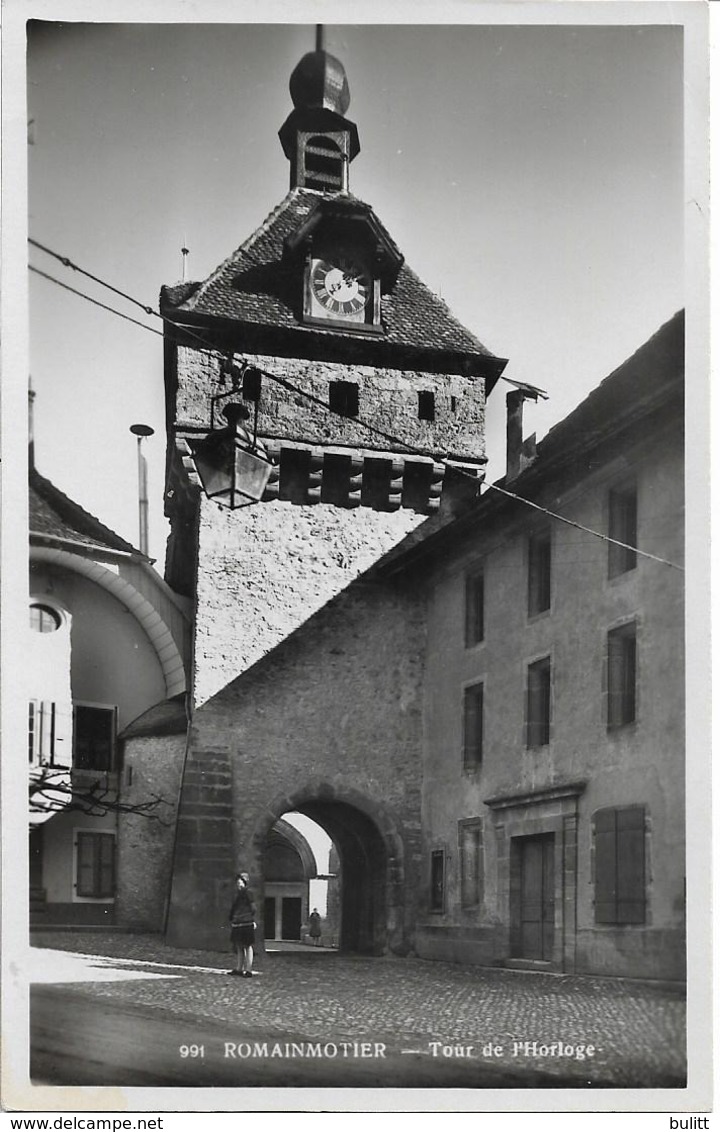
[530,309,684,471]
[29,466,141,556]
[376,310,684,573]
[163,189,496,358]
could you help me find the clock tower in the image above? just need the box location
[161,35,508,951]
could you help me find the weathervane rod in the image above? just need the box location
[316,24,325,52]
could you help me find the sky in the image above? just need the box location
[23,14,688,564]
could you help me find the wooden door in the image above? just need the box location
[281,897,302,941]
[519,835,555,960]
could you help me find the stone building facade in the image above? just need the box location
[378,310,685,979]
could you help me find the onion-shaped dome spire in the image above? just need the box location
[289,50,351,116]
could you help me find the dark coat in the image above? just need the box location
[229,887,256,926]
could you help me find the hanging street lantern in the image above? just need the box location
[190,401,274,509]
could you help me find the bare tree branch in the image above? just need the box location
[29,766,174,825]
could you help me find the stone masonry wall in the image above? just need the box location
[194,498,424,706]
[170,574,428,954]
[115,733,186,930]
[175,347,486,462]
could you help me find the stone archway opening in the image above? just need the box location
[262,813,336,946]
[254,789,405,957]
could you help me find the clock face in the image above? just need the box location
[311,256,371,317]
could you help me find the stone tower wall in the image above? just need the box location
[194,496,424,706]
[174,346,486,463]
[175,574,428,954]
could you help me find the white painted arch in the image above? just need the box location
[30,546,187,698]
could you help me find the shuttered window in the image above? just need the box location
[465,570,484,646]
[528,529,551,615]
[459,820,483,908]
[608,484,637,577]
[594,806,646,924]
[526,657,551,747]
[76,832,116,898]
[430,850,446,912]
[463,683,484,769]
[304,136,344,191]
[28,700,57,764]
[607,623,637,728]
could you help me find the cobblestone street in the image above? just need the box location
[29,932,685,1090]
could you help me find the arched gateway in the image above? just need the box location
[252,785,406,955]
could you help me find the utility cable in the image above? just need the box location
[29,238,159,319]
[29,265,164,338]
[484,482,683,571]
[28,240,684,572]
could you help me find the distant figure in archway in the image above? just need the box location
[309,908,322,946]
[229,872,257,977]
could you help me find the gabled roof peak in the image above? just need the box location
[30,466,144,558]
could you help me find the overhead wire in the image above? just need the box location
[29,265,164,338]
[28,239,684,572]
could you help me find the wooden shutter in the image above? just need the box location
[97,834,116,898]
[594,809,618,923]
[594,807,645,924]
[76,833,97,897]
[28,701,36,763]
[616,807,645,923]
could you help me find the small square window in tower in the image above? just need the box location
[418,391,436,421]
[328,380,359,418]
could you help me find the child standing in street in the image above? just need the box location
[229,872,257,977]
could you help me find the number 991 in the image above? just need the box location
[179,1044,205,1058]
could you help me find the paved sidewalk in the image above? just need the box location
[30,932,686,1089]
